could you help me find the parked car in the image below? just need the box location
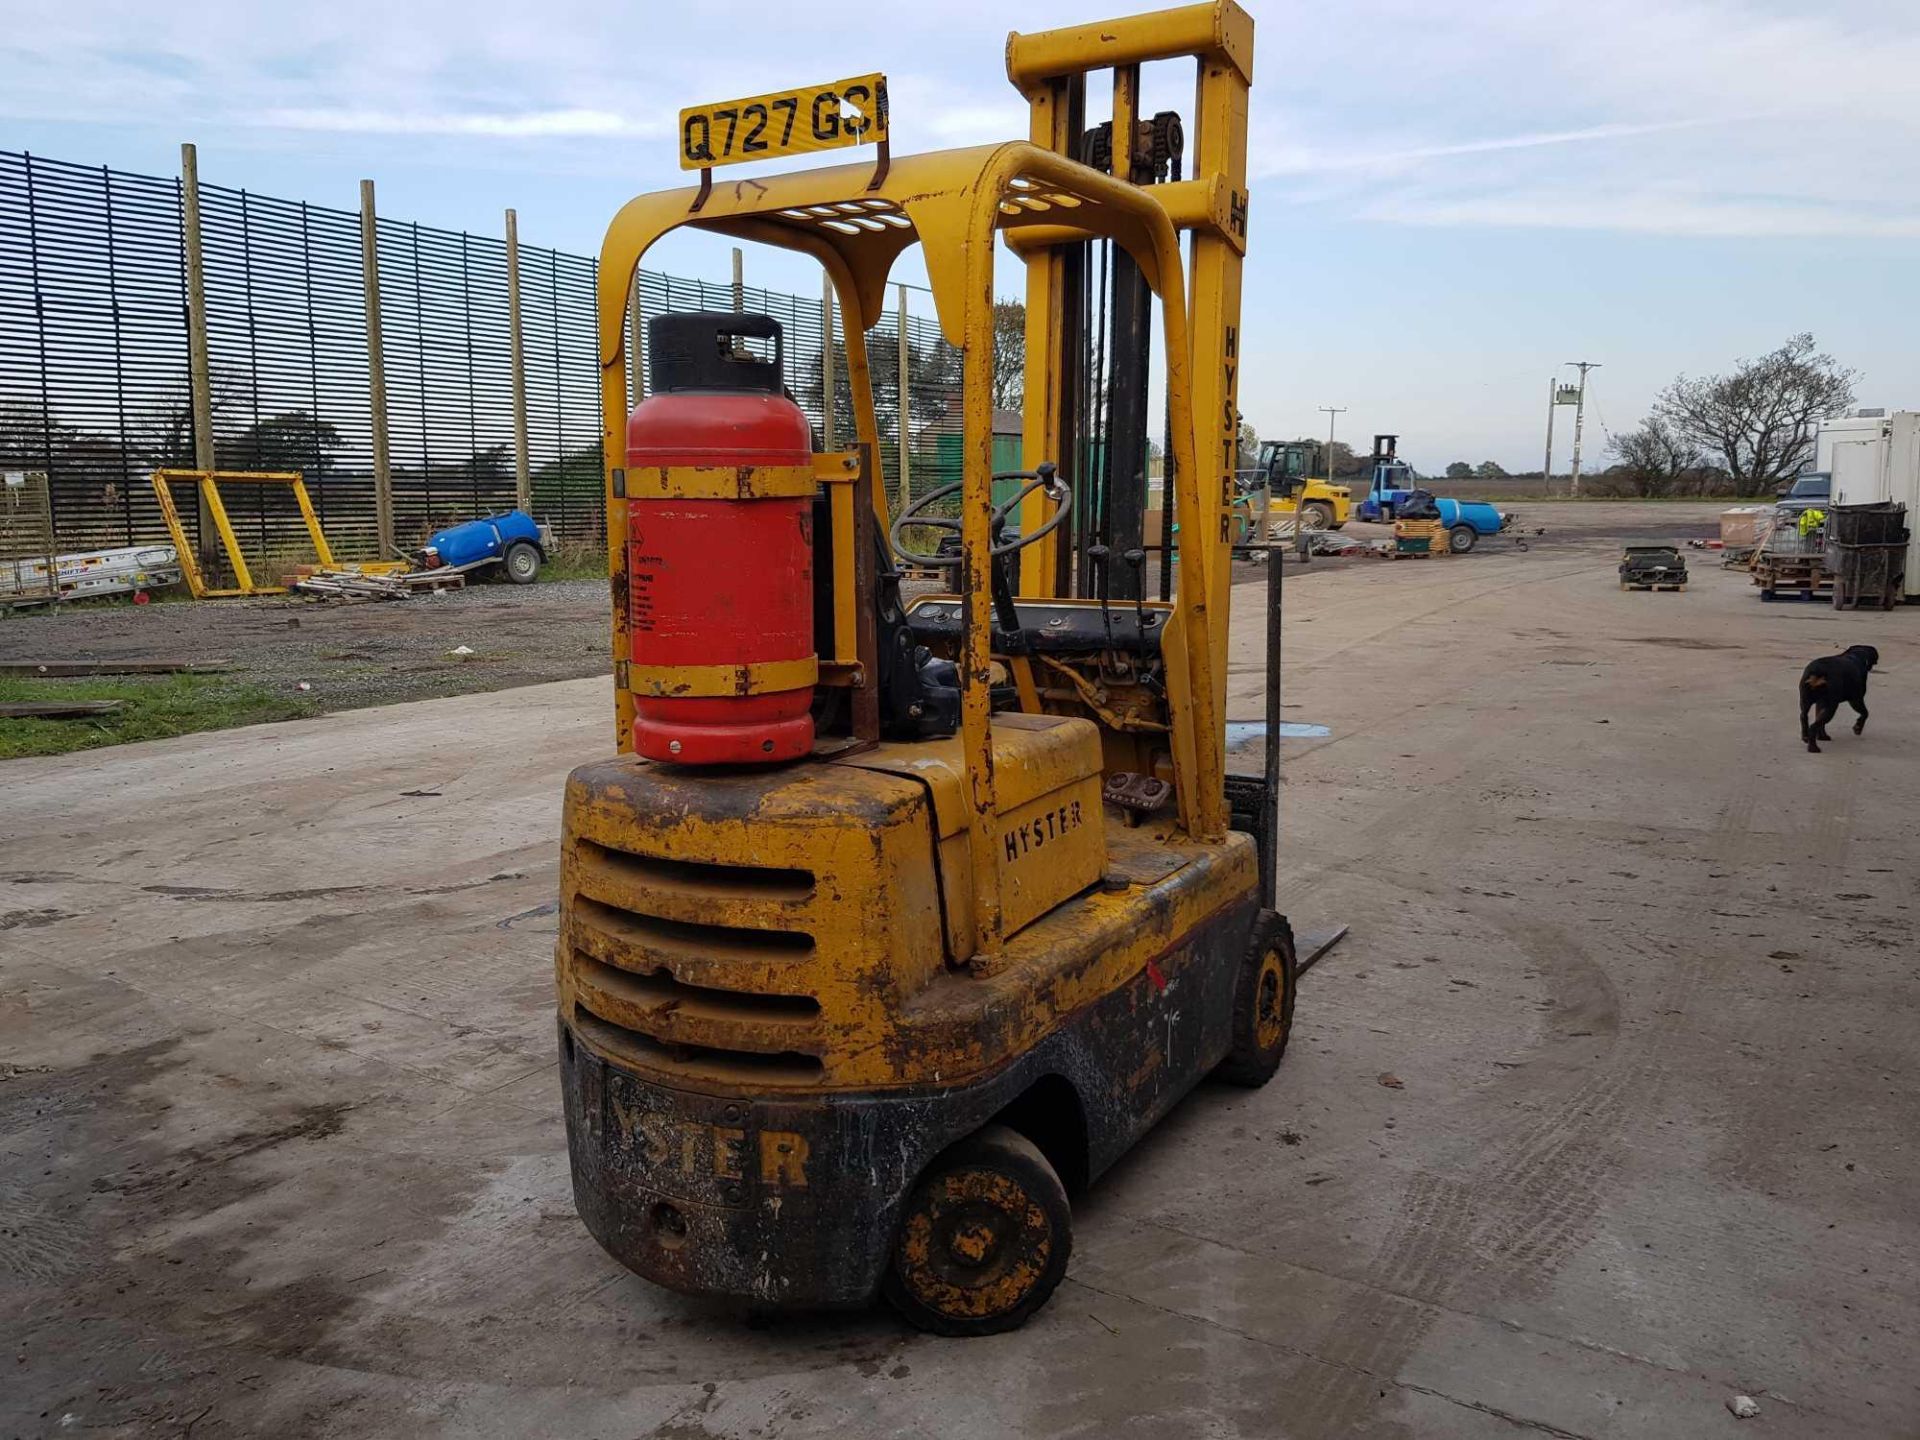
[1776,471,1831,509]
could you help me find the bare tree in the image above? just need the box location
[990,300,1025,413]
[1606,416,1705,498]
[1655,333,1856,494]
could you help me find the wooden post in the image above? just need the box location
[504,208,532,514]
[178,143,217,565]
[731,247,744,313]
[821,271,837,451]
[359,179,395,557]
[896,283,911,514]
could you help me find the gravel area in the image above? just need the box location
[1,501,1725,719]
[0,578,614,714]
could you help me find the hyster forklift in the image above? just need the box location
[556,0,1295,1335]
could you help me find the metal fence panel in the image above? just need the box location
[0,149,967,562]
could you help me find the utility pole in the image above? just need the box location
[1565,361,1600,497]
[1311,406,1346,564]
[1318,406,1346,483]
[1543,374,1556,489]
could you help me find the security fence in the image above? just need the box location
[0,148,965,560]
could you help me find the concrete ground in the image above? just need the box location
[5,502,1917,1438]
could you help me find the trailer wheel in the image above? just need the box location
[1448,525,1478,554]
[884,1124,1071,1337]
[1215,912,1297,1088]
[503,541,541,585]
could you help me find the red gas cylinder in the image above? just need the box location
[625,311,815,765]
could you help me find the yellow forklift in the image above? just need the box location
[556,0,1294,1334]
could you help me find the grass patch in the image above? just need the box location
[0,674,317,759]
[540,540,610,582]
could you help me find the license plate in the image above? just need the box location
[678,75,888,171]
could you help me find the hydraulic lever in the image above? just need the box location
[1122,547,1148,649]
[1086,542,1118,661]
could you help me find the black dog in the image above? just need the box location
[1800,645,1879,754]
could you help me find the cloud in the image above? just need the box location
[1365,190,1920,239]
[1252,118,1746,180]
[261,107,667,139]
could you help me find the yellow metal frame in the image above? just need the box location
[150,469,335,598]
[1007,0,1252,763]
[595,2,1251,962]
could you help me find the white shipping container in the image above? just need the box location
[1818,411,1919,600]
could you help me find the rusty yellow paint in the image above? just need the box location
[625,463,818,500]
[555,724,1250,1093]
[1004,1,1251,91]
[893,1169,1051,1319]
[626,655,819,698]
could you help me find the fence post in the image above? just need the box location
[358,179,395,557]
[732,248,744,313]
[629,271,646,407]
[896,283,911,513]
[821,272,837,450]
[504,208,532,514]
[178,143,217,565]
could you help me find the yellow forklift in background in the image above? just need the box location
[555,0,1295,1335]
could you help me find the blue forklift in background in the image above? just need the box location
[1354,434,1516,553]
[1352,435,1418,523]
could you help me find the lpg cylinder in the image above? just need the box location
[625,311,816,764]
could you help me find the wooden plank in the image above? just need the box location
[0,660,232,677]
[0,700,126,718]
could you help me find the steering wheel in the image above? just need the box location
[890,464,1071,569]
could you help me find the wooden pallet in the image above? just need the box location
[1387,548,1437,560]
[1620,579,1687,592]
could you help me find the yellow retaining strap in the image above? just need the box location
[625,464,817,501]
[627,655,819,698]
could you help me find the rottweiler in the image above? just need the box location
[1800,644,1879,754]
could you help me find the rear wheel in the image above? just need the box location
[1215,912,1297,1088]
[1448,525,1478,554]
[884,1125,1071,1337]
[503,541,541,585]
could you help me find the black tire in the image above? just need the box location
[1215,911,1297,1088]
[883,1124,1072,1337]
[1299,502,1334,531]
[502,541,541,585]
[1448,525,1478,554]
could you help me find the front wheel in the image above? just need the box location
[1298,502,1334,531]
[502,540,541,585]
[1215,912,1297,1088]
[1448,525,1478,554]
[884,1125,1071,1337]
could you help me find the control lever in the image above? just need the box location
[1086,543,1117,659]
[1122,548,1148,650]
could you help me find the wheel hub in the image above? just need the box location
[895,1168,1052,1320]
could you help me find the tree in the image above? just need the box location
[1236,420,1259,472]
[1655,333,1856,494]
[1444,461,1472,479]
[1473,460,1508,479]
[990,300,1025,413]
[218,410,343,478]
[1605,416,1705,498]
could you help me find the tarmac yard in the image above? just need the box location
[5,503,1918,1438]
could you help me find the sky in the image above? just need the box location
[3,0,1916,474]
